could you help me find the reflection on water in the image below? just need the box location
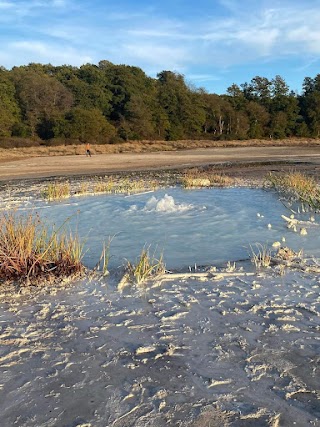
[16,188,320,270]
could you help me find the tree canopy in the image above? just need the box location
[0,61,318,145]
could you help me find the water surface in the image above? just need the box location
[28,187,320,270]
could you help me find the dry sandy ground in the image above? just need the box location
[2,145,320,181]
[0,264,319,427]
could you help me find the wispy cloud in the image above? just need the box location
[120,43,190,71]
[286,26,320,54]
[0,1,15,9]
[7,40,92,66]
[1,0,320,91]
[188,73,221,83]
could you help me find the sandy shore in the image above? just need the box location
[0,263,319,426]
[1,145,320,181]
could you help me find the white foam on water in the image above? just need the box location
[142,194,195,213]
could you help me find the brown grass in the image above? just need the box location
[181,167,234,188]
[0,211,84,284]
[266,171,320,210]
[41,182,71,200]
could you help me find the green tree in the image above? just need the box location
[246,101,269,138]
[103,64,157,139]
[156,71,205,140]
[269,76,299,137]
[241,76,272,113]
[0,70,20,136]
[300,74,320,137]
[51,64,112,116]
[60,108,115,143]
[11,66,73,138]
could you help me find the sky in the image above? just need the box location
[0,0,320,94]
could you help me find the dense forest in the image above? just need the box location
[1,60,320,146]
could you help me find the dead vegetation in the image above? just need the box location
[0,212,84,285]
[265,171,320,211]
[181,167,234,188]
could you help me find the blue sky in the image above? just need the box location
[1,0,320,94]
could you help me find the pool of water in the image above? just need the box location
[24,187,320,271]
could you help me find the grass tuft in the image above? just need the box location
[93,178,115,194]
[77,176,158,196]
[249,243,272,269]
[42,182,70,201]
[94,236,115,276]
[0,211,84,284]
[126,246,165,285]
[265,171,320,211]
[181,168,234,188]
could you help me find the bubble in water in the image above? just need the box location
[155,194,176,212]
[143,194,194,213]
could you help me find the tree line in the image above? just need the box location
[1,60,320,146]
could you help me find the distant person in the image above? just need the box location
[86,143,92,157]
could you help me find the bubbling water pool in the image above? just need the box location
[27,187,320,271]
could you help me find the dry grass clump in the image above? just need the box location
[126,246,165,285]
[115,178,158,194]
[250,243,272,269]
[41,176,160,200]
[41,182,70,201]
[0,212,84,284]
[78,182,89,194]
[209,173,234,186]
[181,168,234,188]
[250,243,304,273]
[75,176,159,196]
[92,178,115,194]
[266,171,320,210]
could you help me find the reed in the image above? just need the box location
[93,178,114,194]
[126,246,165,285]
[181,168,234,188]
[115,178,157,194]
[94,236,114,276]
[0,211,84,284]
[42,182,71,201]
[266,171,320,210]
[79,182,89,194]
